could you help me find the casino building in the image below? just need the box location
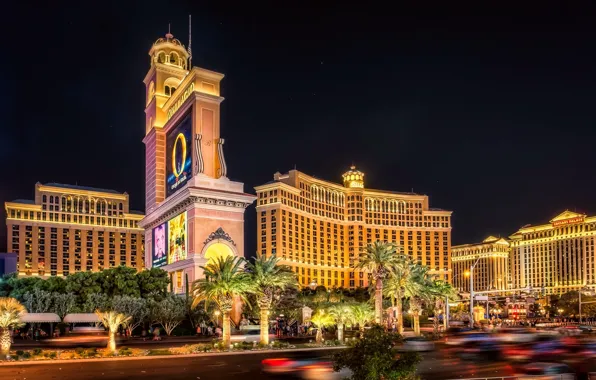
[509,210,596,295]
[4,183,144,277]
[139,31,255,293]
[451,236,510,293]
[255,167,453,289]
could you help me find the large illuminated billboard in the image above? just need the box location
[168,212,188,264]
[152,223,167,268]
[166,112,193,197]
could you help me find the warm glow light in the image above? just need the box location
[464,270,470,277]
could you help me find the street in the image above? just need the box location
[0,345,515,380]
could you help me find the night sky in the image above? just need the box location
[2,2,596,254]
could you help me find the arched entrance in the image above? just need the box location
[203,242,235,265]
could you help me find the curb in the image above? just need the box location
[0,346,346,367]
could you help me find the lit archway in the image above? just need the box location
[203,242,235,265]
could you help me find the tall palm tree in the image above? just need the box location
[246,254,298,345]
[355,241,401,323]
[349,302,374,338]
[428,280,457,336]
[0,297,26,359]
[383,255,428,334]
[96,310,131,354]
[327,303,353,343]
[309,309,334,344]
[192,256,254,347]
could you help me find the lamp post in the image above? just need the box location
[466,256,482,326]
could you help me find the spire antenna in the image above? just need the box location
[188,15,192,68]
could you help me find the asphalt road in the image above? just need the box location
[0,346,516,380]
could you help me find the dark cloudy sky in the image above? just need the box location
[2,1,596,253]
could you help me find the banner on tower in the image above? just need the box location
[166,111,193,197]
[167,212,188,264]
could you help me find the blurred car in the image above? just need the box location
[502,343,534,362]
[558,326,583,336]
[457,340,501,361]
[262,357,351,379]
[229,329,275,343]
[445,332,494,346]
[515,362,575,379]
[499,327,537,343]
[578,325,594,332]
[400,337,435,352]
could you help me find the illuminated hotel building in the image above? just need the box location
[4,183,144,277]
[509,211,596,295]
[139,31,255,293]
[255,167,452,289]
[451,236,510,293]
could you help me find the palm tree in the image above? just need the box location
[327,303,353,343]
[349,302,374,338]
[383,255,427,334]
[0,297,26,359]
[408,296,424,336]
[246,254,298,345]
[192,256,254,347]
[428,280,457,336]
[96,310,131,354]
[355,241,401,324]
[309,309,334,344]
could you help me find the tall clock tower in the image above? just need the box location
[140,31,255,293]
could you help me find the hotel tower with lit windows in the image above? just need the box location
[139,31,255,294]
[255,167,453,289]
[451,236,510,294]
[4,183,144,277]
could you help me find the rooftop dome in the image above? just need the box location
[149,32,189,70]
[342,165,364,188]
[153,32,184,47]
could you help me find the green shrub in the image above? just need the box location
[16,350,24,356]
[271,340,291,349]
[75,347,85,355]
[324,339,342,346]
[333,325,420,380]
[43,351,57,359]
[211,340,226,351]
[86,348,98,357]
[147,349,172,356]
[32,348,42,356]
[118,347,133,356]
[22,352,31,359]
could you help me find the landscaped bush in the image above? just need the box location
[147,349,172,356]
[270,340,291,349]
[32,348,42,356]
[324,339,342,346]
[16,350,24,356]
[118,347,133,356]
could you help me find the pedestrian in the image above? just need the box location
[196,325,201,336]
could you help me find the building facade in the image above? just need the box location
[139,32,255,294]
[4,183,144,277]
[451,236,510,293]
[509,210,596,295]
[255,167,452,289]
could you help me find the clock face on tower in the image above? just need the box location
[166,111,193,198]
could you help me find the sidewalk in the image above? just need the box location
[0,345,345,366]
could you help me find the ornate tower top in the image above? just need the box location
[148,31,190,70]
[342,165,364,188]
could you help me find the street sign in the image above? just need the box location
[475,295,488,301]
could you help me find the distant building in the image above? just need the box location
[0,252,17,276]
[255,167,453,289]
[4,183,144,277]
[509,210,596,295]
[451,236,510,293]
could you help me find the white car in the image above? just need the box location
[400,337,435,352]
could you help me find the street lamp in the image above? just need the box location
[465,256,483,326]
[214,310,221,327]
[309,281,318,291]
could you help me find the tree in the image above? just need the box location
[246,255,298,345]
[150,294,186,336]
[44,277,67,294]
[192,256,254,347]
[383,255,427,334]
[83,293,111,313]
[99,266,140,298]
[6,276,44,301]
[136,268,170,300]
[52,293,77,319]
[356,241,401,324]
[408,296,424,336]
[0,298,26,359]
[350,302,375,338]
[428,280,457,336]
[310,309,335,344]
[22,288,53,313]
[96,311,131,354]
[333,325,420,380]
[328,303,354,343]
[112,296,148,337]
[65,271,102,306]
